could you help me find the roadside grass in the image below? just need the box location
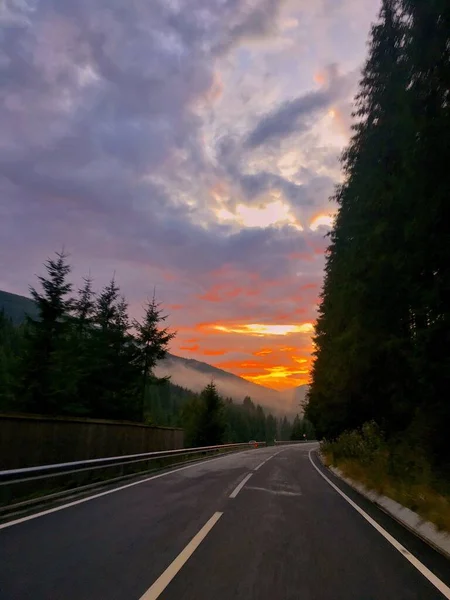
[321,422,450,534]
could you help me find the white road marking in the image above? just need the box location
[0,451,251,531]
[308,450,450,599]
[229,473,253,498]
[253,449,284,471]
[246,486,302,497]
[139,511,223,600]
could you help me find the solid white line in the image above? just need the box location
[139,511,223,600]
[229,473,253,498]
[308,450,450,599]
[0,451,249,531]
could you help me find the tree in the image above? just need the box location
[191,382,225,447]
[290,414,304,441]
[20,251,75,414]
[398,0,450,467]
[280,416,292,441]
[0,311,24,411]
[306,0,414,438]
[265,414,277,443]
[305,0,450,481]
[68,276,97,416]
[133,293,176,420]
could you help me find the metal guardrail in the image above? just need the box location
[274,440,315,445]
[0,441,266,515]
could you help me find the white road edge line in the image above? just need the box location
[0,451,250,531]
[139,511,223,600]
[229,473,253,498]
[308,450,450,600]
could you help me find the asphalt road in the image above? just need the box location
[1,443,449,600]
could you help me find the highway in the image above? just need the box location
[1,443,449,599]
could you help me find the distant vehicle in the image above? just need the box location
[249,440,258,448]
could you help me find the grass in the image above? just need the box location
[321,422,450,534]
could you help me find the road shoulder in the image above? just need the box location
[315,450,450,561]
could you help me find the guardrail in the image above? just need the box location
[274,440,314,445]
[0,441,266,516]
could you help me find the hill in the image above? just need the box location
[0,290,38,325]
[155,354,306,417]
[0,289,306,416]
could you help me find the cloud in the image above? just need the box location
[0,0,380,395]
[245,64,356,148]
[207,322,314,336]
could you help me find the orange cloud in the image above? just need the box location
[314,71,326,85]
[288,251,314,261]
[199,285,244,303]
[179,344,200,352]
[202,349,227,356]
[203,322,314,336]
[300,283,318,291]
[253,348,273,356]
[244,365,310,388]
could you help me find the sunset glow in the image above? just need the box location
[217,201,302,230]
[310,214,334,231]
[211,323,314,336]
[1,0,381,396]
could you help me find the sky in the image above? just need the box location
[0,0,380,391]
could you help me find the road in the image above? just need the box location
[1,443,449,600]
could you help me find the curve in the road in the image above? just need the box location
[308,450,450,599]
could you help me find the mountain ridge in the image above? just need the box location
[0,289,307,416]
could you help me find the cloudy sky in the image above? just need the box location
[0,0,380,390]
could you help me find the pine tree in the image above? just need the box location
[0,311,23,411]
[306,0,414,438]
[74,276,95,332]
[290,414,304,440]
[265,414,277,444]
[88,277,122,418]
[399,0,450,467]
[20,251,75,414]
[133,293,176,420]
[68,276,96,416]
[192,382,225,446]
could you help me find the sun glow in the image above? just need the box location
[211,323,314,336]
[309,213,334,231]
[243,365,310,388]
[217,200,302,230]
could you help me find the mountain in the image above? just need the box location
[155,353,306,417]
[0,289,306,416]
[0,290,38,325]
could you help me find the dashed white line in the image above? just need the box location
[308,450,450,600]
[254,458,271,471]
[139,511,223,600]
[254,449,284,471]
[229,473,253,498]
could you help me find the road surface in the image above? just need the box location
[1,443,449,599]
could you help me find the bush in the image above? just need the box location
[321,421,450,532]
[321,421,385,466]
